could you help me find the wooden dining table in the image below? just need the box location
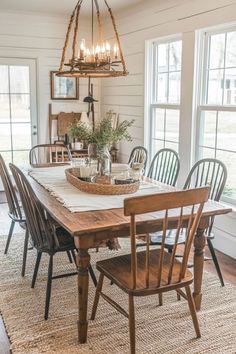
[27,172,232,344]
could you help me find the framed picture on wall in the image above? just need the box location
[50,71,79,100]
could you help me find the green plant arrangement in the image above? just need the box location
[68,116,135,147]
[68,120,91,142]
[91,116,135,148]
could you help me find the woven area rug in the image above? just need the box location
[0,233,236,354]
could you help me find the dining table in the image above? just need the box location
[26,164,232,344]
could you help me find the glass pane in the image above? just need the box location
[9,66,29,93]
[168,72,181,103]
[207,69,224,104]
[201,111,216,148]
[0,66,9,93]
[217,111,236,152]
[157,73,168,103]
[165,141,178,152]
[0,124,11,151]
[157,43,168,73]
[209,33,225,69]
[151,139,164,158]
[13,150,30,166]
[0,151,12,166]
[12,123,31,150]
[0,94,10,122]
[11,94,30,122]
[226,31,236,68]
[152,108,165,141]
[199,147,216,159]
[216,150,236,199]
[165,110,179,143]
[169,41,182,72]
[223,68,236,105]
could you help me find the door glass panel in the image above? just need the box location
[11,94,31,122]
[10,66,30,93]
[0,60,36,168]
[0,94,10,122]
[0,66,9,93]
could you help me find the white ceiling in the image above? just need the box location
[0,0,146,16]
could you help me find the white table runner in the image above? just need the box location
[29,166,173,213]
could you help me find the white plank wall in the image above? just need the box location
[0,11,100,144]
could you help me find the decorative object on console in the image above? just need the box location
[56,0,128,78]
[50,71,79,100]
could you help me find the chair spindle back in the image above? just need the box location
[10,164,55,251]
[29,144,72,167]
[184,158,227,201]
[0,154,22,220]
[128,146,148,171]
[147,148,180,186]
[124,187,209,290]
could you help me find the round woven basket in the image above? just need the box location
[65,168,140,195]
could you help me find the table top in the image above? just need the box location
[27,173,232,239]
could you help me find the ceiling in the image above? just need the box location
[0,0,146,16]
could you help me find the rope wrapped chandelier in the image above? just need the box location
[57,0,128,78]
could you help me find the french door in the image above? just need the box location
[0,58,38,166]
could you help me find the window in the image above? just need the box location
[0,59,37,167]
[197,28,236,202]
[147,38,182,159]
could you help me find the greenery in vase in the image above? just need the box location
[90,116,135,148]
[68,120,91,142]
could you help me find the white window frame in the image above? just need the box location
[145,34,182,165]
[196,24,236,205]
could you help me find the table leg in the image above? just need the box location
[193,226,206,311]
[77,248,90,343]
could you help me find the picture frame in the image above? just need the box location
[106,110,119,129]
[50,71,79,100]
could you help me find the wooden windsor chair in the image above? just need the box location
[29,143,72,168]
[10,163,96,320]
[147,148,180,186]
[91,187,209,354]
[128,146,148,173]
[149,158,227,286]
[0,154,29,276]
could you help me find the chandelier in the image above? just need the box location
[57,0,128,78]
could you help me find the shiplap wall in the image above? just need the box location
[101,0,236,163]
[0,11,100,144]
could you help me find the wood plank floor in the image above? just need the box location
[0,202,236,353]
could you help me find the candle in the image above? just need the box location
[114,44,119,60]
[80,39,86,60]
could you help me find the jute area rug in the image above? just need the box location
[0,233,236,354]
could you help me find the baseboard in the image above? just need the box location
[212,226,236,259]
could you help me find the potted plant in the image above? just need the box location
[89,116,135,175]
[68,120,91,150]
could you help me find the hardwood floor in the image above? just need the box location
[0,202,235,353]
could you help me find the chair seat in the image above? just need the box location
[96,249,193,295]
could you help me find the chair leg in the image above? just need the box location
[66,250,73,263]
[207,238,224,287]
[4,220,15,254]
[91,273,104,320]
[89,265,97,287]
[128,294,136,354]
[45,255,53,320]
[185,285,201,338]
[71,249,77,265]
[158,293,163,306]
[31,252,42,288]
[21,228,29,277]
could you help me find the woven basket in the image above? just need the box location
[65,168,140,195]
